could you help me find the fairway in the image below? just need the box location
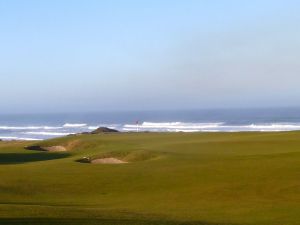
[1,132,300,225]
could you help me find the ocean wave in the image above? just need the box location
[0,126,62,130]
[124,122,224,129]
[172,129,221,132]
[88,126,99,130]
[63,123,87,128]
[245,123,300,130]
[122,122,300,132]
[0,136,42,141]
[2,122,300,141]
[25,131,74,136]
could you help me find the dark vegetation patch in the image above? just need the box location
[90,127,119,134]
[0,152,69,164]
[24,145,45,151]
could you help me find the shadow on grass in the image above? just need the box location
[0,152,69,165]
[0,218,236,225]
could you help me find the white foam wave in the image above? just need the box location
[173,129,221,132]
[88,126,99,130]
[123,122,225,132]
[245,123,300,130]
[122,122,300,132]
[124,122,223,129]
[0,126,62,130]
[3,121,300,141]
[0,136,42,141]
[63,123,87,128]
[25,132,74,136]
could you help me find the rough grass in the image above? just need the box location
[1,132,300,224]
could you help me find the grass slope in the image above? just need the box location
[1,132,300,225]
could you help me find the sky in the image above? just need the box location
[1,0,300,113]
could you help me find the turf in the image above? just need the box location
[1,132,300,225]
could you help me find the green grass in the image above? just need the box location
[1,132,300,225]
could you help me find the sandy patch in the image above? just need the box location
[91,157,127,164]
[65,140,80,150]
[42,146,67,152]
[25,145,66,152]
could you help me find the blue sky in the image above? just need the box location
[1,0,300,113]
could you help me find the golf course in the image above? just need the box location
[1,131,300,225]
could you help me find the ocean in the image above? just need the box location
[1,108,300,140]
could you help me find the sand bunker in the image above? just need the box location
[25,145,66,152]
[43,146,66,152]
[91,157,127,164]
[78,150,159,164]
